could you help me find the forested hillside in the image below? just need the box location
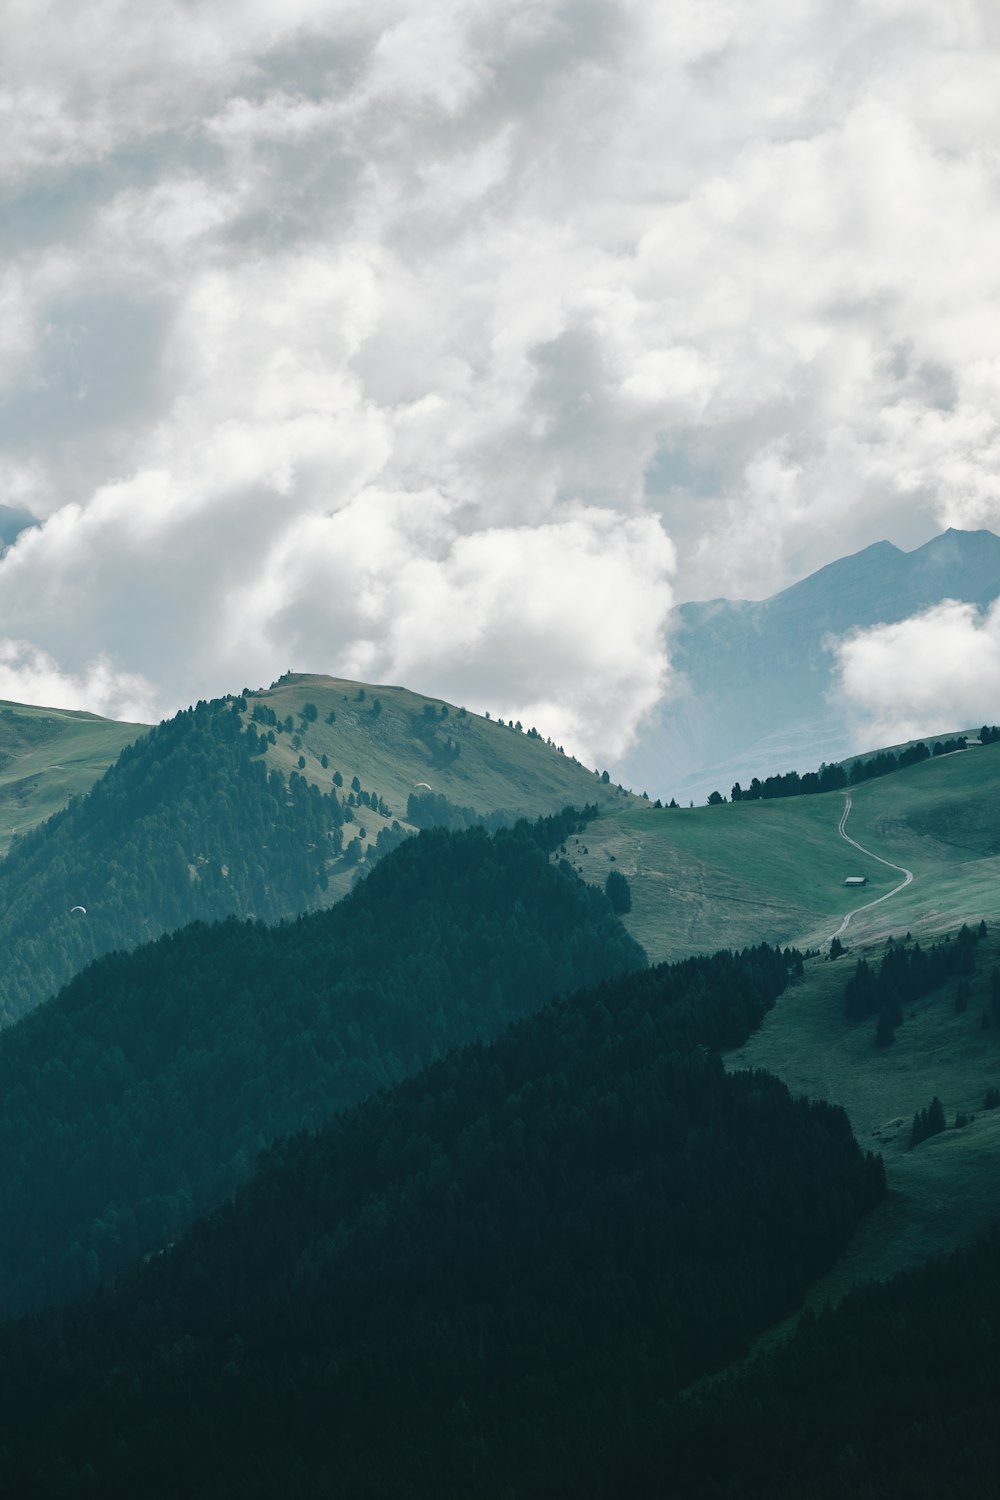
[585,1230,1000,1500]
[0,678,629,1025]
[0,814,642,1316]
[0,939,884,1498]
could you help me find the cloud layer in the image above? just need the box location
[3,1,1000,761]
[833,599,1000,748]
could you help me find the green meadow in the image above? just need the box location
[0,700,148,856]
[572,742,1000,963]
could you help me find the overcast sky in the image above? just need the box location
[2,0,999,765]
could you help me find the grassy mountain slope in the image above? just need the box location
[725,926,1000,1320]
[238,672,628,885]
[0,699,147,856]
[579,740,1000,963]
[0,816,643,1317]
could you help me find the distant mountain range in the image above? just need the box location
[618,527,1000,802]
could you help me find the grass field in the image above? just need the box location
[723,927,1000,1344]
[0,701,148,856]
[566,742,1000,964]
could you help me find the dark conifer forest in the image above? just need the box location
[0,933,884,1498]
[0,815,641,1316]
[582,1231,1000,1500]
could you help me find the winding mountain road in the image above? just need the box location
[829,793,914,941]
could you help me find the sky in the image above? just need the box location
[2,0,1000,768]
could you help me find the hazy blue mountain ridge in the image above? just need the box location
[619,528,1000,801]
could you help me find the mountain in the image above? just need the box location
[0,938,884,1499]
[618,528,1000,802]
[0,813,642,1317]
[0,676,628,1026]
[0,698,147,857]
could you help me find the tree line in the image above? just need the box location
[709,726,1000,806]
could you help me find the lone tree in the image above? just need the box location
[605,868,632,914]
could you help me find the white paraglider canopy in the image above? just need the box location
[69,905,87,916]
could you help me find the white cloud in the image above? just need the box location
[2,0,1000,766]
[831,599,1000,744]
[0,639,155,722]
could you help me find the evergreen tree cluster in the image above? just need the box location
[731,760,848,802]
[0,818,643,1318]
[842,926,982,1040]
[910,1095,947,1147]
[724,730,998,807]
[405,786,513,833]
[0,938,884,1499]
[0,700,348,1026]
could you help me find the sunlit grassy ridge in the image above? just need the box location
[239,673,631,896]
[0,700,148,856]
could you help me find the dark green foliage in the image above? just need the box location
[0,700,345,1026]
[932,734,972,755]
[706,789,725,804]
[829,935,845,959]
[406,786,516,834]
[604,867,632,912]
[737,759,848,802]
[844,925,981,1022]
[911,1095,946,1147]
[587,1231,1000,1500]
[874,1007,895,1047]
[0,819,644,1318]
[0,938,885,1499]
[983,1085,1000,1109]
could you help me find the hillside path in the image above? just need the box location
[830,793,914,941]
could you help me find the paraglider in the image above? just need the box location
[414,782,432,791]
[69,905,87,916]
